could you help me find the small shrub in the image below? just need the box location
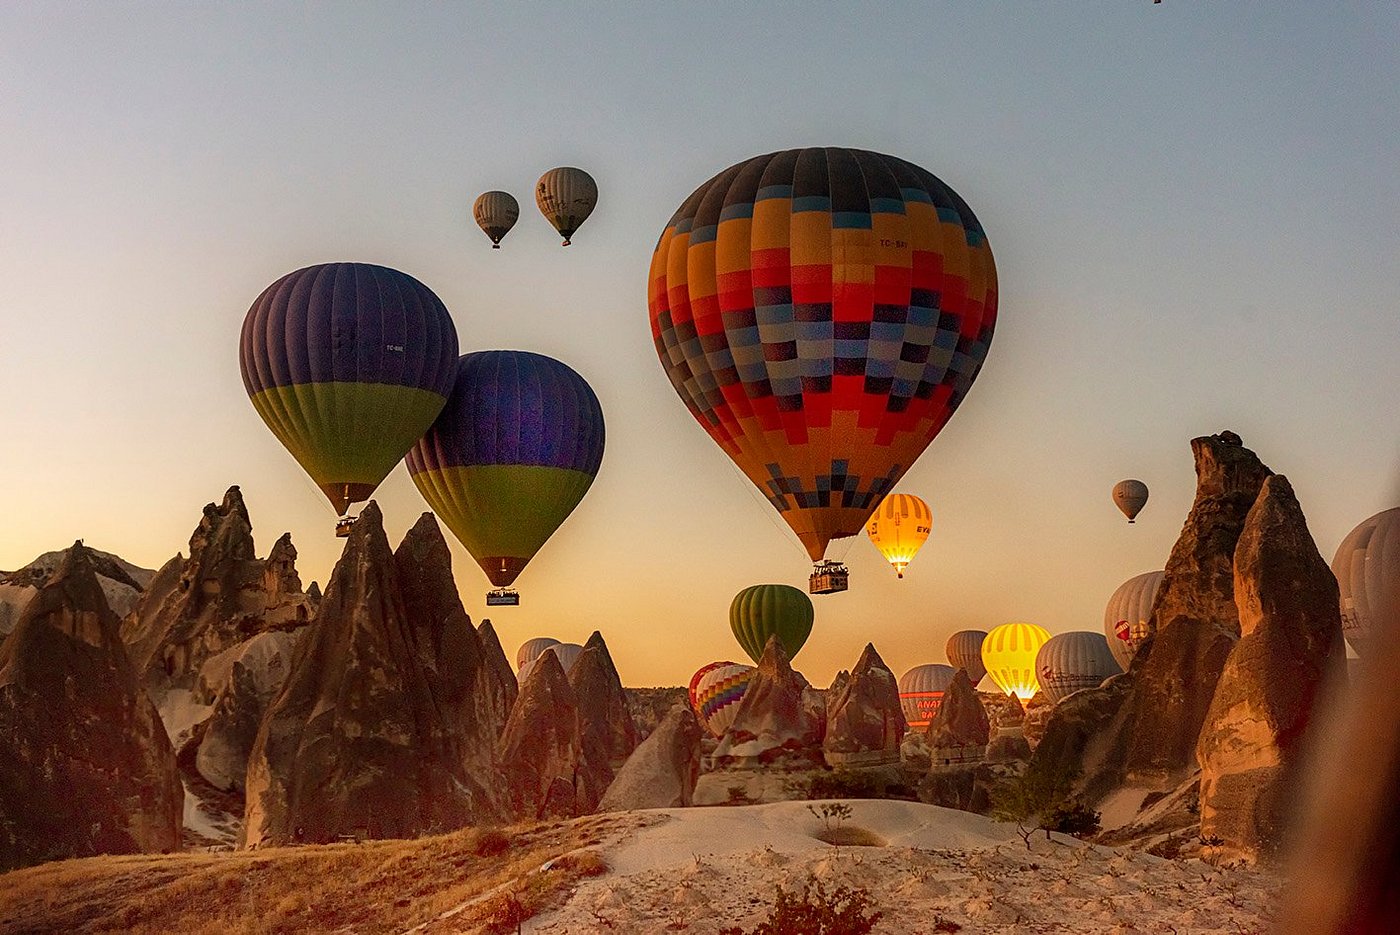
[806,802,853,833]
[481,890,531,935]
[1044,801,1101,838]
[718,874,882,935]
[726,785,753,805]
[551,849,609,878]
[931,918,963,933]
[473,828,512,858]
[807,769,879,800]
[1147,832,1185,860]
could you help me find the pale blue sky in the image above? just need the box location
[1,3,1395,684]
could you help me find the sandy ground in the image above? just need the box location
[523,801,1277,934]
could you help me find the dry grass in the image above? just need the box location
[0,813,642,935]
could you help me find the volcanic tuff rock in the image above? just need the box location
[194,629,302,792]
[1197,475,1344,863]
[0,543,182,870]
[121,488,314,733]
[1022,674,1135,805]
[0,546,154,636]
[598,702,703,811]
[710,636,824,769]
[242,505,502,847]
[823,644,905,767]
[476,618,519,737]
[925,668,990,758]
[569,631,640,805]
[498,651,592,819]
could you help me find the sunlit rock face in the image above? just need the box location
[823,643,904,767]
[194,629,302,792]
[242,505,503,848]
[710,636,824,770]
[475,618,519,738]
[0,543,182,870]
[121,487,314,746]
[598,702,702,811]
[0,545,153,636]
[498,650,589,819]
[925,668,990,758]
[1197,475,1344,863]
[569,631,640,810]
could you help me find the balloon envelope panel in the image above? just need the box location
[866,493,932,577]
[898,663,956,727]
[729,583,814,663]
[649,148,997,561]
[690,662,754,737]
[1332,507,1400,657]
[240,262,459,513]
[945,629,989,685]
[408,351,605,587]
[1103,570,1164,669]
[1035,631,1123,704]
[981,622,1050,700]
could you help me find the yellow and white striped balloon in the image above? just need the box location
[865,493,931,578]
[981,622,1051,700]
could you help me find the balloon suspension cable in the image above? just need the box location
[721,458,812,563]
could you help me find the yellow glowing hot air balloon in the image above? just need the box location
[981,622,1051,700]
[865,493,931,578]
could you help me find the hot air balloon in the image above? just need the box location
[536,167,597,245]
[865,493,932,578]
[1332,507,1400,657]
[648,148,996,595]
[516,636,561,671]
[945,630,989,686]
[1035,631,1123,704]
[898,664,956,728]
[1113,480,1149,523]
[519,641,584,681]
[981,622,1050,700]
[1103,570,1164,670]
[473,191,520,248]
[407,351,604,604]
[239,262,459,534]
[689,661,754,737]
[729,584,814,663]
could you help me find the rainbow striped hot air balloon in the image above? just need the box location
[689,661,754,737]
[649,148,996,592]
[981,622,1051,701]
[239,263,459,523]
[407,351,604,601]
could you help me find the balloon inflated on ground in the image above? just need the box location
[865,493,932,578]
[1035,631,1123,704]
[729,583,814,663]
[688,662,754,737]
[536,167,597,245]
[945,629,989,686]
[647,147,997,596]
[1113,479,1150,523]
[239,262,459,534]
[1331,507,1400,657]
[473,190,519,248]
[981,622,1051,700]
[407,351,605,606]
[1104,570,1165,669]
[898,663,956,728]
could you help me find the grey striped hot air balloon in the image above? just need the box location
[536,167,597,245]
[516,636,561,671]
[945,629,988,686]
[1103,570,1164,670]
[1113,479,1149,523]
[1035,631,1123,704]
[1332,507,1400,657]
[898,664,957,728]
[473,190,520,248]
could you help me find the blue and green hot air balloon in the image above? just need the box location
[407,351,604,599]
[239,262,459,523]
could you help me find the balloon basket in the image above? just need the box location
[809,561,849,595]
[334,516,357,538]
[486,588,520,607]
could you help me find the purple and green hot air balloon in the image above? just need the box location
[239,263,459,526]
[407,350,605,601]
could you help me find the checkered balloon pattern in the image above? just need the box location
[648,148,997,561]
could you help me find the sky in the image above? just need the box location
[1,3,1396,686]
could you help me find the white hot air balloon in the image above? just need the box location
[898,664,957,728]
[535,167,597,245]
[518,641,584,681]
[516,636,561,671]
[945,630,988,686]
[1103,570,1165,670]
[1113,479,1150,523]
[1332,508,1400,657]
[1035,631,1124,704]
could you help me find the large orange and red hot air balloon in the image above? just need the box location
[648,148,996,589]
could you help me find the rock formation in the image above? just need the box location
[0,544,182,870]
[569,631,639,810]
[476,618,519,737]
[0,545,153,636]
[242,505,501,847]
[823,644,905,766]
[1021,674,1135,805]
[925,669,990,762]
[498,650,593,819]
[598,702,702,811]
[1123,432,1272,781]
[1196,475,1344,862]
[709,636,824,770]
[122,487,314,741]
[194,629,302,792]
